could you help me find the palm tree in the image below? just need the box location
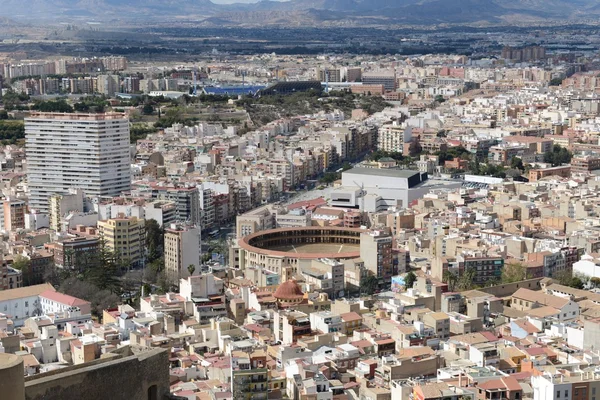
[459,267,477,291]
[187,264,196,277]
[443,270,458,292]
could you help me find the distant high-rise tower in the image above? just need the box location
[26,113,131,213]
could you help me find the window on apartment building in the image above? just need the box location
[557,391,561,398]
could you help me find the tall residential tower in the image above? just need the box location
[25,113,131,213]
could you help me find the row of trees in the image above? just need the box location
[43,240,128,320]
[130,124,157,143]
[467,160,508,178]
[35,219,170,321]
[436,146,471,164]
[544,144,573,167]
[440,262,585,292]
[318,162,353,184]
[360,263,587,297]
[368,150,405,162]
[433,144,572,178]
[153,107,198,128]
[28,97,110,113]
[0,120,25,143]
[0,90,30,111]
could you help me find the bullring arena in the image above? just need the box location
[236,226,366,280]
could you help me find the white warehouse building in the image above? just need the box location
[330,167,462,212]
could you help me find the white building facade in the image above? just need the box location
[25,113,131,213]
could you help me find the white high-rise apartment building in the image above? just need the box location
[164,224,200,284]
[26,113,131,213]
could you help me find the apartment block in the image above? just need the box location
[97,216,145,267]
[164,224,200,284]
[25,113,131,213]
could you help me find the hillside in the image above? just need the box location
[0,0,597,25]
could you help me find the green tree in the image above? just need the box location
[553,269,584,289]
[571,276,585,289]
[86,240,121,294]
[0,120,25,143]
[187,264,196,277]
[145,256,164,284]
[501,262,527,283]
[443,270,458,292]
[130,124,156,143]
[458,267,477,290]
[486,277,502,287]
[72,96,107,113]
[142,283,152,297]
[549,77,564,86]
[12,255,33,286]
[32,99,73,113]
[1,90,29,111]
[362,275,379,296]
[142,103,154,115]
[408,139,422,156]
[59,277,120,321]
[145,219,164,262]
[510,157,524,171]
[544,144,572,167]
[156,271,174,294]
[367,150,404,162]
[405,271,417,289]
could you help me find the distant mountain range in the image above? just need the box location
[0,0,597,25]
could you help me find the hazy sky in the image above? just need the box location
[211,0,288,3]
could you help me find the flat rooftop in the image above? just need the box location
[343,167,421,179]
[26,112,127,121]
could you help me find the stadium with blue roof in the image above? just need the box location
[202,85,265,96]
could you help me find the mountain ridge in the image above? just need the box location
[0,0,598,24]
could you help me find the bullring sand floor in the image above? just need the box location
[269,243,359,254]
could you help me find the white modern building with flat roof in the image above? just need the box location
[331,167,462,211]
[25,113,131,213]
